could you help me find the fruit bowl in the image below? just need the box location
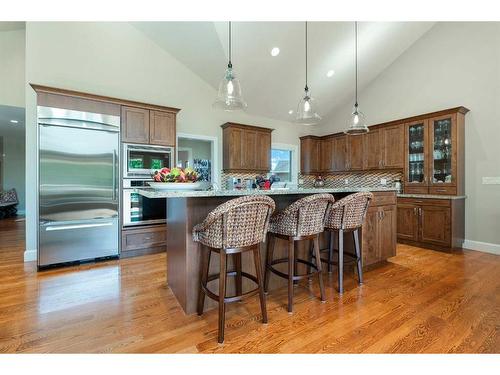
[147,182,205,191]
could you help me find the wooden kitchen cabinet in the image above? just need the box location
[404,108,467,195]
[363,128,381,170]
[381,124,404,169]
[332,135,349,172]
[222,122,273,172]
[122,106,177,146]
[121,224,167,258]
[348,134,364,171]
[396,203,419,241]
[300,136,321,174]
[150,110,176,146]
[319,137,333,173]
[397,197,464,251]
[361,193,397,267]
[121,106,150,144]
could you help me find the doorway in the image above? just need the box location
[0,104,25,220]
[177,134,218,186]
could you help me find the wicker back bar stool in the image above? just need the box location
[193,195,275,344]
[319,192,373,294]
[264,193,335,313]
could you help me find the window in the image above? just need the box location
[271,148,293,182]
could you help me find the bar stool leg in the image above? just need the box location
[218,250,228,344]
[235,252,242,297]
[338,229,344,294]
[197,245,211,316]
[252,246,268,323]
[313,234,326,302]
[353,229,363,284]
[307,239,313,282]
[293,242,299,285]
[328,231,334,273]
[287,237,295,313]
[264,233,275,294]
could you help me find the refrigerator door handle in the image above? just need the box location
[112,150,117,201]
[44,222,114,231]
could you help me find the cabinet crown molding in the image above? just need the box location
[221,122,274,132]
[30,84,181,114]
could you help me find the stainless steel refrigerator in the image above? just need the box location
[38,106,120,267]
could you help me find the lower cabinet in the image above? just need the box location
[362,204,397,267]
[359,192,397,267]
[397,197,464,250]
[121,224,167,258]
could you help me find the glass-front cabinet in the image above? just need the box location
[404,111,461,195]
[405,120,429,193]
[429,114,457,193]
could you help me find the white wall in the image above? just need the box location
[24,22,308,260]
[316,22,500,247]
[0,29,25,108]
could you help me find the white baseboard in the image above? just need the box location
[24,249,37,262]
[463,240,500,255]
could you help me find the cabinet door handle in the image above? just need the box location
[413,207,418,216]
[419,207,422,216]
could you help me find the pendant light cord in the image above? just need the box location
[354,21,358,108]
[305,21,308,92]
[228,21,232,68]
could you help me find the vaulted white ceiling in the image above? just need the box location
[131,22,435,125]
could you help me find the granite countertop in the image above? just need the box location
[136,186,398,199]
[397,193,467,200]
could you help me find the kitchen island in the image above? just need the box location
[136,187,398,314]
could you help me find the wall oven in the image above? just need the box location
[122,179,166,227]
[123,143,173,178]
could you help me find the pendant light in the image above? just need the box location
[213,21,247,111]
[345,21,369,135]
[296,21,321,125]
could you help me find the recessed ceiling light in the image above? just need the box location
[10,120,18,124]
[327,70,335,78]
[288,110,293,115]
[270,47,280,57]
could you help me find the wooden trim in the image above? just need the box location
[30,84,181,114]
[311,106,470,140]
[221,122,274,132]
[299,135,322,140]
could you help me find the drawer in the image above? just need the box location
[122,226,167,251]
[371,191,397,207]
[397,197,451,207]
[404,185,429,194]
[429,186,457,195]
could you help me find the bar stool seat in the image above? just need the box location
[193,195,275,344]
[264,193,335,313]
[316,192,373,294]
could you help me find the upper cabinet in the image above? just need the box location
[404,108,467,195]
[222,123,273,172]
[299,107,468,196]
[300,136,321,174]
[381,124,404,169]
[363,129,382,170]
[122,106,177,146]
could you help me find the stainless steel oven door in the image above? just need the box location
[123,143,173,178]
[122,189,166,227]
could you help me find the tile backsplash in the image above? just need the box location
[221,170,403,189]
[299,170,403,189]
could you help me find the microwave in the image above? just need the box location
[123,143,174,178]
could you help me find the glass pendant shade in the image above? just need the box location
[345,105,369,134]
[213,66,247,111]
[296,88,321,125]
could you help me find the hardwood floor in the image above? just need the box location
[0,218,498,353]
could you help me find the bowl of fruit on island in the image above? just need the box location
[148,167,205,190]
